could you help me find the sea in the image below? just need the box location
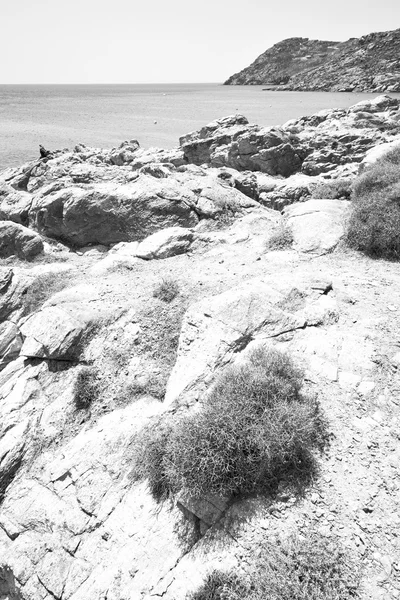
[1,83,400,171]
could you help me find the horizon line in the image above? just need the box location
[0,81,224,86]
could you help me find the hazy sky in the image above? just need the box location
[1,0,400,84]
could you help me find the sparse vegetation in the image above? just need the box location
[346,145,400,259]
[153,277,180,303]
[73,366,101,410]
[131,346,325,500]
[22,271,71,315]
[187,531,360,600]
[266,223,293,250]
[311,178,353,200]
[128,300,185,400]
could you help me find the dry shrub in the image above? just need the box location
[266,223,294,250]
[131,347,325,500]
[153,278,180,303]
[346,147,400,259]
[23,271,71,315]
[188,531,360,600]
[73,366,101,410]
[311,178,353,200]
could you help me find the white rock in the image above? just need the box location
[284,199,350,255]
[357,381,376,396]
[338,371,362,390]
[136,227,194,260]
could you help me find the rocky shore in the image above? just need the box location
[225,29,400,93]
[1,95,400,600]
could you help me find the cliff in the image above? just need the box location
[225,29,400,92]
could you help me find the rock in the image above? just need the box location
[136,227,194,260]
[109,241,140,257]
[19,287,103,360]
[0,222,43,260]
[164,276,331,406]
[29,177,199,247]
[0,268,30,321]
[180,115,302,176]
[0,321,23,369]
[338,371,362,390]
[0,184,32,225]
[283,199,350,254]
[357,381,376,396]
[0,565,24,599]
[89,254,139,275]
[360,136,400,170]
[177,493,230,533]
[109,140,140,166]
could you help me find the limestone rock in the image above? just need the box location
[29,177,198,247]
[284,199,350,254]
[136,227,195,260]
[0,222,43,260]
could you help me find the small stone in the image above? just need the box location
[358,381,376,396]
[392,352,400,366]
[339,371,362,390]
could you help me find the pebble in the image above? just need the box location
[358,380,376,396]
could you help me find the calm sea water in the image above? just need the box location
[1,83,400,171]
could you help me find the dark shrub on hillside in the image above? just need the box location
[73,366,101,410]
[311,178,353,200]
[23,271,70,315]
[266,223,294,250]
[131,346,325,500]
[187,531,360,600]
[153,278,180,303]
[346,149,400,259]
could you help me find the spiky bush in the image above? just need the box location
[187,531,360,600]
[131,346,325,500]
[153,278,180,303]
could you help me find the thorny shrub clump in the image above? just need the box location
[131,346,326,501]
[346,145,400,260]
[187,530,360,600]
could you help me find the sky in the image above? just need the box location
[1,0,400,84]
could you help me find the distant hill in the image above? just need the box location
[224,29,400,92]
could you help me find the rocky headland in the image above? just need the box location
[224,29,400,93]
[0,95,400,600]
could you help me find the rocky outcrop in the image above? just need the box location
[0,222,43,260]
[225,28,400,92]
[180,115,302,176]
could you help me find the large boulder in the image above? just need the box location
[0,222,43,260]
[28,176,199,247]
[284,199,350,254]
